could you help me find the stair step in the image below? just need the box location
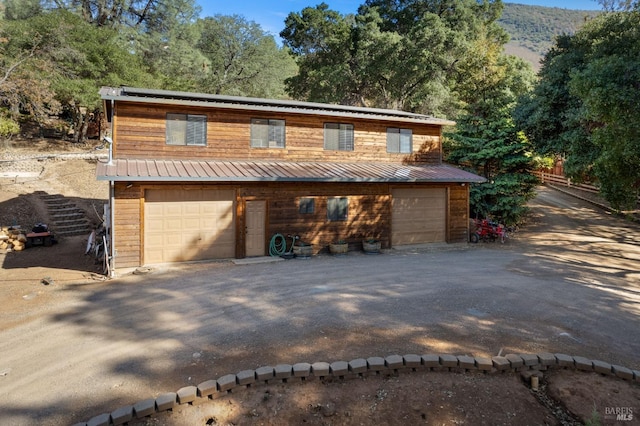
[54,224,92,235]
[48,206,82,213]
[52,219,90,227]
[44,200,73,207]
[51,212,86,219]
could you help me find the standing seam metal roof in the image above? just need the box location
[96,159,486,183]
[99,86,456,126]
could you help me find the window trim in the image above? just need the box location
[166,113,207,146]
[324,123,354,151]
[250,118,286,149]
[327,197,348,221]
[387,127,412,153]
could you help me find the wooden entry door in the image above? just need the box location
[245,200,266,257]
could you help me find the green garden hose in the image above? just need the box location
[269,233,287,257]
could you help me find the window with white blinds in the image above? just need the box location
[324,123,354,151]
[387,128,412,153]
[166,113,207,146]
[250,119,285,148]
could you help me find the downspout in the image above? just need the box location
[108,98,116,278]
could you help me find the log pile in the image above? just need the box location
[0,227,27,251]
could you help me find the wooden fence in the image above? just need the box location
[534,171,599,193]
[534,171,640,204]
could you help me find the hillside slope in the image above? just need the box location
[499,3,601,70]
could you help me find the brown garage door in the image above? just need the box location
[144,189,235,264]
[392,188,446,245]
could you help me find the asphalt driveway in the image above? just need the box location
[0,186,639,425]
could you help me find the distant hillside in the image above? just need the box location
[499,3,601,70]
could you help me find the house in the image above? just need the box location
[96,86,484,270]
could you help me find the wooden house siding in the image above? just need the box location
[113,184,142,268]
[99,87,484,269]
[112,180,469,266]
[113,103,442,165]
[448,185,470,243]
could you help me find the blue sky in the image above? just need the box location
[197,1,602,36]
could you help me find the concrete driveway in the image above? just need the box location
[0,187,639,425]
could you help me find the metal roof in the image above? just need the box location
[96,159,485,183]
[99,86,456,126]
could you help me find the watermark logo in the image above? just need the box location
[604,407,634,422]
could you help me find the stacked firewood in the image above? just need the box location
[0,227,27,251]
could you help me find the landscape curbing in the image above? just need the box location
[78,353,640,425]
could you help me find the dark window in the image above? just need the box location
[387,128,412,153]
[166,113,207,146]
[324,123,354,151]
[251,118,285,148]
[327,197,348,221]
[299,198,315,214]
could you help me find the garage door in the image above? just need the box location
[392,188,446,245]
[144,189,235,264]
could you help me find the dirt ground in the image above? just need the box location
[1,140,639,425]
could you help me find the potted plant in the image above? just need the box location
[292,241,313,258]
[329,239,349,255]
[362,238,381,254]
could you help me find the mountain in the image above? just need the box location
[499,3,601,70]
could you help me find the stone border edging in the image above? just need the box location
[75,353,640,426]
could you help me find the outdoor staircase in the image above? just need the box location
[39,194,92,236]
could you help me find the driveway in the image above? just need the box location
[0,186,639,425]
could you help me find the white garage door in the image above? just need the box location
[144,189,235,264]
[392,188,446,245]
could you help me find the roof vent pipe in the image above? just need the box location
[103,136,113,165]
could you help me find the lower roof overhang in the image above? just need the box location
[96,159,486,184]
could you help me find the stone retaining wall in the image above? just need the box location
[76,352,640,426]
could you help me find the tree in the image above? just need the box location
[46,11,154,141]
[515,11,640,210]
[4,0,42,20]
[196,15,296,98]
[569,11,640,209]
[280,1,505,116]
[445,35,538,224]
[41,0,201,29]
[0,12,61,122]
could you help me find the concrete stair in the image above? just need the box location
[40,194,92,236]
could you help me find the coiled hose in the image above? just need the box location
[269,233,287,257]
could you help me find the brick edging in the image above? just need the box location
[77,353,640,426]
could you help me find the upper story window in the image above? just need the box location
[324,123,354,151]
[387,128,412,153]
[251,118,285,148]
[166,113,207,146]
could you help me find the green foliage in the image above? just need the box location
[0,112,19,137]
[446,53,538,225]
[280,1,506,116]
[516,10,640,211]
[196,15,296,98]
[3,0,42,20]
